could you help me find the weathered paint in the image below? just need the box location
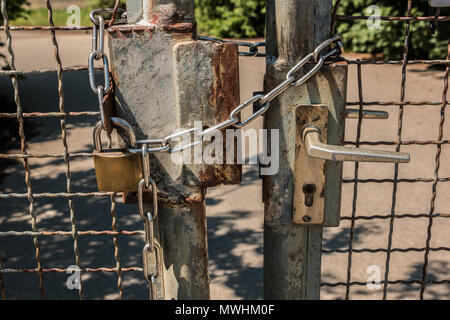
[157,202,209,299]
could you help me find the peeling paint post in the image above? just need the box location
[108,0,241,299]
[264,0,345,299]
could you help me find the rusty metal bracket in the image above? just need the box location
[109,30,242,205]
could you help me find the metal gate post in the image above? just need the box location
[263,0,334,300]
[108,0,241,299]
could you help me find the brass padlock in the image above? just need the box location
[93,117,143,192]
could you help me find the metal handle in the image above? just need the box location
[302,127,410,163]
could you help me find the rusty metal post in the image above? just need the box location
[108,0,241,299]
[264,0,340,299]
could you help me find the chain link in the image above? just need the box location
[89,10,164,299]
[131,34,344,154]
[89,8,125,131]
[138,157,162,300]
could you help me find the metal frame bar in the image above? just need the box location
[263,0,337,300]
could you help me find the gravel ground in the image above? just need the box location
[0,31,448,300]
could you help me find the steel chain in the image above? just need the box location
[195,35,266,57]
[138,148,163,300]
[131,34,344,154]
[89,8,125,131]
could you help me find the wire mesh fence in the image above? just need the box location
[0,0,145,300]
[321,0,450,300]
[0,0,449,300]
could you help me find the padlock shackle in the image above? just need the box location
[93,117,137,151]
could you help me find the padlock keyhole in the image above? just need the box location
[302,183,317,207]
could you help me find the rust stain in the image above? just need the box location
[209,43,240,122]
[122,189,204,205]
[199,162,242,187]
[110,63,120,86]
[158,12,182,26]
[197,42,242,187]
[113,31,241,200]
[108,23,195,37]
[199,165,219,188]
[185,192,204,203]
[114,28,127,40]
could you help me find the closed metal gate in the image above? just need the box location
[0,0,449,300]
[321,0,450,300]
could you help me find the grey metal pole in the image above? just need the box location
[109,0,241,300]
[264,0,333,300]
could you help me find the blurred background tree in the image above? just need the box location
[195,0,265,38]
[1,0,29,67]
[195,0,450,59]
[0,0,31,159]
[2,0,29,21]
[334,0,450,60]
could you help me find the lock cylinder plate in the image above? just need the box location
[293,105,329,225]
[288,65,347,227]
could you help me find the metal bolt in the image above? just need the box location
[303,215,312,223]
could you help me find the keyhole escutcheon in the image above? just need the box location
[302,183,317,207]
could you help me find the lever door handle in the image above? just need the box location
[302,127,410,163]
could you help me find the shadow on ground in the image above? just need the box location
[208,213,263,300]
[321,225,450,299]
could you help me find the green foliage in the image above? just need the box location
[86,0,126,10]
[12,8,92,27]
[1,0,29,21]
[195,0,449,59]
[53,0,449,60]
[334,0,450,59]
[195,0,265,38]
[0,0,28,68]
